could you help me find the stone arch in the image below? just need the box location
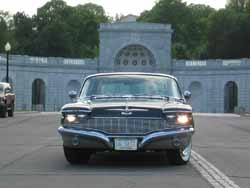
[189,81,203,112]
[32,79,46,111]
[66,80,81,103]
[114,44,156,72]
[224,81,238,113]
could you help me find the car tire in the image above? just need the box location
[0,108,7,118]
[63,146,92,165]
[166,141,192,165]
[8,104,14,117]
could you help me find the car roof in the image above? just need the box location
[0,82,10,87]
[84,72,178,81]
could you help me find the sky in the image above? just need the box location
[0,0,227,17]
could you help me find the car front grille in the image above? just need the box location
[79,118,172,134]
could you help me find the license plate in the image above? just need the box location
[114,138,138,151]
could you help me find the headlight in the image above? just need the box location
[64,114,79,124]
[177,115,189,124]
[63,114,88,124]
[176,113,192,126]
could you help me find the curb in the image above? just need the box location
[15,111,40,114]
[193,113,241,117]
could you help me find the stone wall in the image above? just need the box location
[99,22,172,73]
[173,59,250,113]
[1,21,250,113]
[0,54,98,111]
[1,54,250,113]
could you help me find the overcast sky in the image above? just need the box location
[0,0,226,17]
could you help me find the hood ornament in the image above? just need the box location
[105,99,149,115]
[121,102,132,116]
[121,99,132,116]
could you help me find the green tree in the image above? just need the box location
[33,0,74,57]
[13,12,35,55]
[138,0,214,59]
[226,0,250,11]
[207,9,250,58]
[0,11,13,53]
[0,17,8,53]
[32,0,108,58]
[138,0,192,58]
[187,4,215,59]
[71,3,108,57]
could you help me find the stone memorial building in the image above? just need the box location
[0,17,249,113]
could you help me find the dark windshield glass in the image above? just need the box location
[80,75,182,99]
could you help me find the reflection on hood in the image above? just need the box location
[62,98,192,112]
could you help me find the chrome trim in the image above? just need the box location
[58,126,195,150]
[105,108,149,112]
[107,135,144,138]
[58,126,112,148]
[163,110,192,113]
[139,127,194,148]
[166,115,176,119]
[62,109,91,113]
[76,118,171,134]
[121,111,133,116]
[84,72,178,81]
[91,117,163,120]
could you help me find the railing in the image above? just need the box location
[100,22,172,32]
[1,54,250,70]
[173,59,250,70]
[0,54,98,69]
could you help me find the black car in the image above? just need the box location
[58,73,194,165]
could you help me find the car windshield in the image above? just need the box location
[0,85,3,94]
[80,75,182,100]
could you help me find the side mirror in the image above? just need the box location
[68,90,77,102]
[183,90,191,100]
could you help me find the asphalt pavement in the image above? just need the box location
[0,112,249,188]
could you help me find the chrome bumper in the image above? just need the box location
[58,126,195,150]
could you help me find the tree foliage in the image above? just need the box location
[1,0,250,59]
[13,12,34,55]
[0,11,12,53]
[138,0,215,59]
[138,0,250,59]
[226,0,250,11]
[0,0,108,58]
[207,9,250,58]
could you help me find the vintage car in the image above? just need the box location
[0,82,15,118]
[58,73,194,165]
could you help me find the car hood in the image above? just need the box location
[61,99,192,112]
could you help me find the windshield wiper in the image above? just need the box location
[88,95,114,100]
[168,97,185,103]
[131,95,170,100]
[87,95,135,100]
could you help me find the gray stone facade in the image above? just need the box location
[99,22,172,73]
[0,21,249,113]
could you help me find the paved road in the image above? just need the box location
[0,113,249,188]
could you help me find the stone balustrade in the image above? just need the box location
[0,54,98,69]
[173,59,250,70]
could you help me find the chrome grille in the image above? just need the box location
[79,118,171,134]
